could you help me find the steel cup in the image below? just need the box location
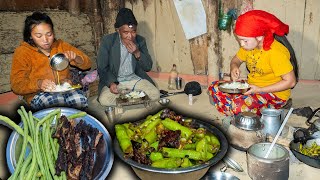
[105,106,116,122]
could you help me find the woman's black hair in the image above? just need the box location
[23,12,54,46]
[274,35,299,82]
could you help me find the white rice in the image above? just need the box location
[53,82,72,92]
[220,81,249,89]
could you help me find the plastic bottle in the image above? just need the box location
[168,64,178,90]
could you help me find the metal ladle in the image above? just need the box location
[50,53,69,71]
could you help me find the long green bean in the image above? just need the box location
[19,152,32,180]
[26,146,37,180]
[10,110,29,180]
[67,111,87,119]
[44,121,56,177]
[34,109,60,178]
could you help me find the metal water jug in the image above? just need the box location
[260,108,282,136]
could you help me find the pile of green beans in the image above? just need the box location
[115,110,221,169]
[0,106,86,180]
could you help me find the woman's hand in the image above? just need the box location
[230,68,240,81]
[38,79,56,91]
[110,82,119,94]
[243,84,262,95]
[230,56,243,81]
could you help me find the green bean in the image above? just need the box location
[67,111,87,119]
[151,158,182,168]
[49,129,58,160]
[26,146,37,179]
[115,124,133,154]
[162,118,193,139]
[28,111,36,138]
[39,124,51,179]
[44,122,56,177]
[150,152,163,162]
[19,152,32,180]
[10,110,29,180]
[34,109,60,178]
[162,147,202,160]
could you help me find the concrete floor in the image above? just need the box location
[1,79,320,179]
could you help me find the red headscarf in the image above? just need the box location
[234,10,289,50]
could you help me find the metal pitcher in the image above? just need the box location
[260,108,282,136]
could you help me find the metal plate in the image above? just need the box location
[114,114,228,176]
[218,82,249,94]
[43,84,82,94]
[6,107,114,179]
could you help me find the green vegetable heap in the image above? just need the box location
[115,108,221,169]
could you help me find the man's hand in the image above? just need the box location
[123,40,140,59]
[110,82,119,94]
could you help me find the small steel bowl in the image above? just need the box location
[158,98,170,106]
[50,53,69,71]
[232,112,262,131]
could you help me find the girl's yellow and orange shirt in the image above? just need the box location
[236,40,293,100]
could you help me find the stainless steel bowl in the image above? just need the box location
[6,107,114,179]
[114,117,229,180]
[50,53,69,71]
[158,98,170,106]
[232,112,262,131]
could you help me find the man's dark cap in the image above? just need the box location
[114,8,138,28]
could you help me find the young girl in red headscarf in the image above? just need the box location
[208,10,299,116]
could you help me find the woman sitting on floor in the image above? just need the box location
[208,10,299,116]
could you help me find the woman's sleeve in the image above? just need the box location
[10,48,40,95]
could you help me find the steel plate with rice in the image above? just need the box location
[218,81,249,94]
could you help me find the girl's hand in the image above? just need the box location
[63,51,77,60]
[38,79,56,91]
[64,51,83,64]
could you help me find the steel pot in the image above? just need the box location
[247,142,289,180]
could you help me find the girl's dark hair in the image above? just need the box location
[274,35,299,82]
[23,12,54,46]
